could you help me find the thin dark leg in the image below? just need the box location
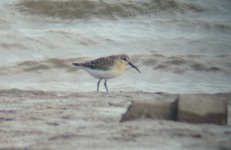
[97,78,102,92]
[104,79,108,93]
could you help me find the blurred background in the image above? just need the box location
[0,0,231,93]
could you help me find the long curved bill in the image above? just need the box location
[128,62,141,73]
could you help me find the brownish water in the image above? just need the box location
[0,0,231,93]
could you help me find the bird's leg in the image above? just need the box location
[104,79,108,93]
[97,78,102,92]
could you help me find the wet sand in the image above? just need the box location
[0,89,230,150]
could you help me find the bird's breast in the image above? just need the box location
[114,60,127,74]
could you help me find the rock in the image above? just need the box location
[120,94,178,122]
[120,93,229,124]
[177,94,228,125]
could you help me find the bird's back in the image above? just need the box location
[80,56,117,71]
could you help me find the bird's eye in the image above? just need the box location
[122,57,128,61]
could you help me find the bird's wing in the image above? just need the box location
[82,56,115,71]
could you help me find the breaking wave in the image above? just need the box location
[18,0,210,19]
[1,54,230,76]
[131,54,230,74]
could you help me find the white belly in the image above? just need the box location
[84,67,124,79]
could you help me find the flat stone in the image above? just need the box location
[120,94,177,122]
[177,94,228,125]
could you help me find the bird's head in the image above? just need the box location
[119,54,141,73]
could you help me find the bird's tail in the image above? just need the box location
[72,63,82,67]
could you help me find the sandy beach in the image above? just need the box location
[0,89,230,150]
[0,0,231,149]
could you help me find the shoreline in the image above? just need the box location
[0,89,230,149]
